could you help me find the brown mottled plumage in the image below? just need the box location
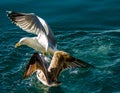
[23,51,93,87]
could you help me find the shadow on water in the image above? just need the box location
[0,0,120,92]
[48,86,64,93]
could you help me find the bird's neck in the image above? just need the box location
[23,37,37,48]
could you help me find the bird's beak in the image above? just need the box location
[15,43,20,48]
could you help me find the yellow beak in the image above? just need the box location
[15,43,20,48]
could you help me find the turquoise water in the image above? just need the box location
[0,0,120,93]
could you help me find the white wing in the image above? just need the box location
[37,34,48,52]
[7,11,56,47]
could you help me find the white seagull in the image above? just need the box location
[7,11,57,55]
[23,51,93,87]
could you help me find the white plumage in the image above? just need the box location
[7,11,57,55]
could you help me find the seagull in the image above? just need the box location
[23,51,93,87]
[7,11,57,55]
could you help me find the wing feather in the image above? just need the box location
[7,11,56,49]
[23,53,48,79]
[7,11,45,35]
[64,54,93,69]
[48,51,93,81]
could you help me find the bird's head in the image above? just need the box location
[15,37,30,48]
[15,42,21,48]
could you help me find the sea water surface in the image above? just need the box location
[0,0,120,93]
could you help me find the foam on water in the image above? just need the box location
[0,0,120,92]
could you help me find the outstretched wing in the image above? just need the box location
[48,51,93,81]
[7,11,56,47]
[23,53,48,79]
[63,54,93,69]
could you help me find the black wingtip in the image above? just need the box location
[6,10,16,23]
[6,10,12,14]
[83,62,95,68]
[6,11,16,17]
[7,10,25,20]
[82,63,94,68]
[86,63,95,68]
[6,10,12,17]
[76,58,95,68]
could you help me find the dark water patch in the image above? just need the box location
[0,0,120,93]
